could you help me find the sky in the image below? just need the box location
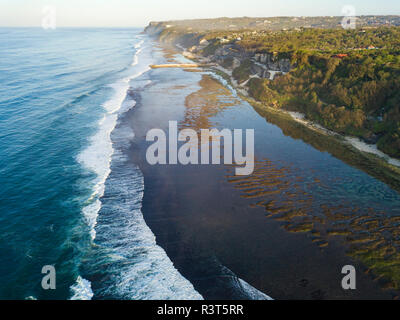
[0,0,399,27]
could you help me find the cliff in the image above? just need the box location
[144,23,293,83]
[144,21,400,160]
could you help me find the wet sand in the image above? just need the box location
[124,45,400,300]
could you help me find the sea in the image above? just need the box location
[0,28,202,300]
[2,26,400,301]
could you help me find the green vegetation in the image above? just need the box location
[247,78,279,105]
[240,27,400,158]
[232,59,252,84]
[146,19,400,291]
[250,100,400,193]
[238,27,400,52]
[147,21,400,159]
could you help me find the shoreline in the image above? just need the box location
[210,63,400,169]
[158,38,400,179]
[125,41,400,299]
[82,38,204,300]
[126,48,276,299]
[144,21,400,166]
[197,58,400,193]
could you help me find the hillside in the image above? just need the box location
[145,17,400,159]
[146,16,400,32]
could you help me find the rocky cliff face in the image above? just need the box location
[144,22,166,36]
[209,44,293,80]
[144,23,293,80]
[254,53,292,72]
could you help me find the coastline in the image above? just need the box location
[144,21,400,165]
[145,27,400,194]
[3,19,400,302]
[200,58,400,194]
[124,43,273,299]
[123,41,400,299]
[80,36,203,300]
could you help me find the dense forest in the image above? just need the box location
[241,28,400,157]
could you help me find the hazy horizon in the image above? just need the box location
[1,0,400,28]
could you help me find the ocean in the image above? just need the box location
[0,28,201,300]
[2,27,400,301]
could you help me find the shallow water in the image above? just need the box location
[2,28,400,300]
[127,46,400,299]
[0,29,200,300]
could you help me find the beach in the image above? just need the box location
[121,42,400,299]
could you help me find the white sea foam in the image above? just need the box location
[74,37,203,300]
[132,48,144,66]
[77,112,117,240]
[72,38,150,300]
[91,144,203,300]
[238,279,273,300]
[134,39,144,49]
[132,54,139,66]
[82,199,101,240]
[78,39,149,242]
[70,276,94,300]
[208,72,238,97]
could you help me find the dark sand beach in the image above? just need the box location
[122,43,400,300]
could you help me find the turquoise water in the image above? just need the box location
[0,27,202,300]
[3,27,399,301]
[0,28,144,299]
